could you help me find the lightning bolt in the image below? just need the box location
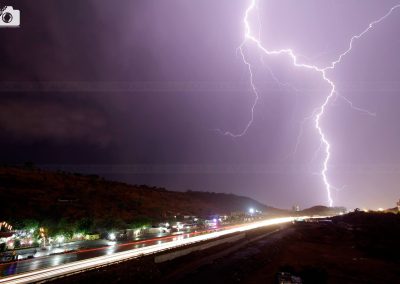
[219,0,400,207]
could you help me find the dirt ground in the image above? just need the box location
[175,213,400,284]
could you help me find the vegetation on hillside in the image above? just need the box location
[0,166,283,232]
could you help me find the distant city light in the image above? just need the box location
[108,233,116,241]
[249,208,255,214]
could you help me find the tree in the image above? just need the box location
[128,217,152,229]
[95,217,126,231]
[22,219,39,232]
[75,218,94,234]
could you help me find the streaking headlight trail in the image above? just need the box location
[0,217,296,284]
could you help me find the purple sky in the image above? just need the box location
[1,0,400,209]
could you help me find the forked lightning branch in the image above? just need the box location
[220,0,400,207]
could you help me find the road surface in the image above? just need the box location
[0,232,190,276]
[0,217,297,284]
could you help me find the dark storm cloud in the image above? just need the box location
[0,98,111,146]
[0,1,119,146]
[1,0,400,209]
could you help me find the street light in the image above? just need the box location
[108,233,116,241]
[39,227,47,247]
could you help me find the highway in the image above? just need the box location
[0,233,186,276]
[0,217,297,284]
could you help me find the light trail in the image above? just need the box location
[220,0,400,207]
[0,230,205,268]
[0,217,297,284]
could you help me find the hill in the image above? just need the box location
[299,205,346,216]
[0,166,285,225]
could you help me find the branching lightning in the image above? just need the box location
[219,0,400,207]
[338,94,377,117]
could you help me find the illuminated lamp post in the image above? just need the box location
[39,227,47,248]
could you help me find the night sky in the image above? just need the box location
[1,0,400,209]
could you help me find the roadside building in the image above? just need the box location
[0,232,15,250]
[292,205,300,212]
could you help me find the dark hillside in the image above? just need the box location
[299,205,346,216]
[0,166,284,224]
